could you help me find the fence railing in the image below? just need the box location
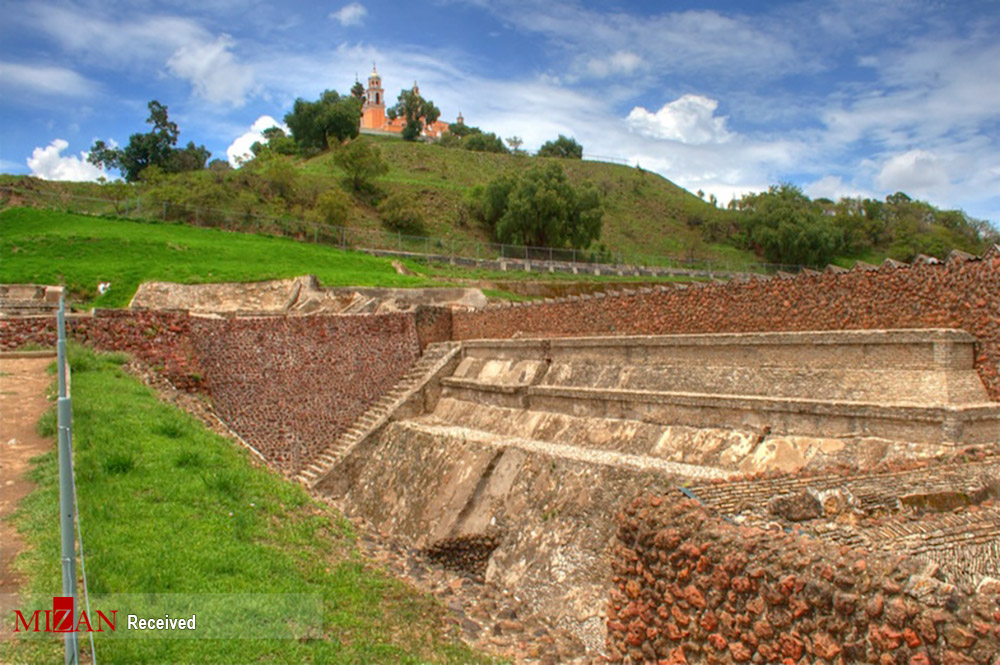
[0,185,810,276]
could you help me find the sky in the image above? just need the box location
[2,0,1000,224]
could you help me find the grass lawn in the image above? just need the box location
[0,207,430,308]
[2,346,493,665]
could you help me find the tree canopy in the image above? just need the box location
[388,89,440,141]
[284,90,361,152]
[537,134,583,159]
[480,161,603,249]
[332,137,389,193]
[88,101,210,182]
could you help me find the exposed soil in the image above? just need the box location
[0,355,56,632]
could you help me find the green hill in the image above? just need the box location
[3,134,995,271]
[0,137,750,267]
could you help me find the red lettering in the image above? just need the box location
[75,610,94,633]
[95,610,116,632]
[13,610,41,632]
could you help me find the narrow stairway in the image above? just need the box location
[294,341,458,487]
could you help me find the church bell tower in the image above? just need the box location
[361,63,386,130]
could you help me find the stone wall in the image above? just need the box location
[609,495,1000,664]
[0,309,204,392]
[452,251,1000,401]
[189,314,419,472]
[1,310,421,473]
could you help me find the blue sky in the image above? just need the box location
[2,0,999,223]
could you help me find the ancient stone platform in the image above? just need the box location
[441,329,1000,446]
[314,328,998,656]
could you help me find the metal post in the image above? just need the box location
[56,300,79,664]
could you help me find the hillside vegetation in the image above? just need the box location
[3,134,997,270]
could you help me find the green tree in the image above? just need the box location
[737,183,841,266]
[388,89,440,141]
[350,80,365,100]
[284,90,361,152]
[332,137,389,193]
[464,131,508,153]
[486,162,602,249]
[250,127,298,157]
[537,134,583,159]
[88,101,209,182]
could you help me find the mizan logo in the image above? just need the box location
[13,596,117,633]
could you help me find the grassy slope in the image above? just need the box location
[312,137,751,264]
[3,346,491,665]
[0,207,711,308]
[0,207,428,307]
[2,137,754,267]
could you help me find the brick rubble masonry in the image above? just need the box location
[189,314,419,472]
[452,252,1000,401]
[0,310,421,474]
[609,495,1000,664]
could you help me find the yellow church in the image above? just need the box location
[359,65,459,139]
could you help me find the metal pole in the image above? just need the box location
[56,300,79,664]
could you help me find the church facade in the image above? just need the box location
[359,65,458,139]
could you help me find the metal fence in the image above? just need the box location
[0,185,809,276]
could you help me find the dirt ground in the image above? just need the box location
[0,355,55,617]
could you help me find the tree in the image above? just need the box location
[284,90,361,152]
[350,80,365,100]
[332,137,389,193]
[250,127,297,157]
[464,131,507,153]
[737,183,841,266]
[505,136,524,155]
[486,162,602,249]
[388,89,440,141]
[88,100,209,182]
[537,134,583,159]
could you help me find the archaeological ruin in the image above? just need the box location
[2,246,998,663]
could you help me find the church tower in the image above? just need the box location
[361,63,386,130]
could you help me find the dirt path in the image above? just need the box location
[0,355,55,604]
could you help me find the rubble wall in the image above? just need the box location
[452,255,1000,400]
[609,495,1000,664]
[1,311,422,473]
[0,309,204,392]
[186,314,420,473]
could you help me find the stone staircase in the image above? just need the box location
[294,341,460,487]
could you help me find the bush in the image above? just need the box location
[378,192,426,235]
[309,187,352,226]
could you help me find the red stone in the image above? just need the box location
[728,641,752,662]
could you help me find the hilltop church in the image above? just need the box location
[359,65,460,140]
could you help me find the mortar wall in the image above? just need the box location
[452,256,1000,401]
[610,495,1000,664]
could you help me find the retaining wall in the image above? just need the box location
[609,495,1000,664]
[452,252,1000,401]
[0,310,421,473]
[190,314,419,472]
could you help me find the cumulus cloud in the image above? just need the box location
[330,3,367,26]
[805,175,874,202]
[167,34,256,107]
[27,139,106,181]
[226,115,291,166]
[876,149,950,193]
[0,62,94,98]
[627,95,733,144]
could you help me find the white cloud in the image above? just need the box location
[167,34,256,107]
[330,3,367,26]
[627,95,733,144]
[226,115,291,166]
[27,139,106,182]
[876,149,950,193]
[805,175,875,202]
[0,62,94,98]
[584,51,642,78]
